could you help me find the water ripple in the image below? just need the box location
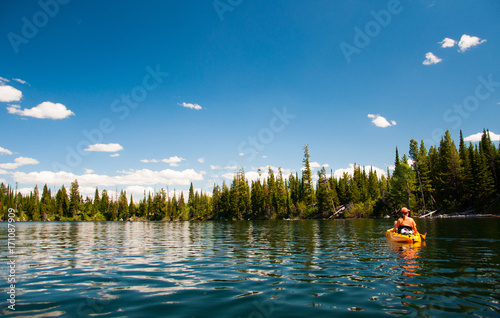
[1,219,499,317]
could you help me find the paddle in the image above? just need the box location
[419,232,427,240]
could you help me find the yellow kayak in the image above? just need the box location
[386,228,426,244]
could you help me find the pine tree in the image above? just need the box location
[390,161,416,209]
[316,167,335,218]
[55,186,69,219]
[395,147,400,168]
[436,130,463,211]
[301,145,314,207]
[129,195,136,218]
[69,179,80,219]
[39,184,52,221]
[118,190,129,220]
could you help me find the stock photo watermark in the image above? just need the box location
[5,208,17,311]
[213,0,243,22]
[51,64,168,172]
[237,107,296,162]
[425,73,499,145]
[7,0,70,54]
[340,0,404,63]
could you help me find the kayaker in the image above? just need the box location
[393,207,418,235]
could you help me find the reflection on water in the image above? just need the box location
[390,241,425,278]
[0,219,499,317]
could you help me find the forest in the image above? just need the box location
[1,130,499,221]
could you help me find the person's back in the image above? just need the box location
[393,207,417,234]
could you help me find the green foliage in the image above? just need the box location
[2,133,499,222]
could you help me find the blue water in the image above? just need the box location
[1,218,499,317]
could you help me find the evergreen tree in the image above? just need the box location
[129,195,136,218]
[301,145,314,207]
[69,179,80,219]
[118,190,129,220]
[39,184,52,221]
[436,130,463,211]
[55,186,70,219]
[316,167,335,218]
[390,161,416,209]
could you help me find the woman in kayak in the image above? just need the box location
[393,207,418,235]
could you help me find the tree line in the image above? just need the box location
[1,130,499,221]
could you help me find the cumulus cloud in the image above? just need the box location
[84,143,124,152]
[310,162,321,169]
[458,34,486,52]
[210,165,238,170]
[440,37,456,48]
[84,169,94,174]
[141,156,185,166]
[7,101,74,119]
[197,157,205,163]
[179,102,202,110]
[368,114,397,128]
[12,168,204,188]
[0,157,39,170]
[422,52,442,65]
[0,85,23,102]
[464,131,500,142]
[0,147,13,155]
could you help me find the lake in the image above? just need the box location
[1,218,499,317]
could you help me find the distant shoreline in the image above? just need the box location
[3,214,499,222]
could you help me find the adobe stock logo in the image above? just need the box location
[7,0,70,54]
[213,0,243,22]
[339,0,404,63]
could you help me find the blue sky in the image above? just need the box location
[1,0,499,199]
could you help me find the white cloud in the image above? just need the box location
[141,156,185,166]
[122,185,156,199]
[12,168,204,188]
[458,34,486,52]
[84,169,94,174]
[332,164,387,179]
[0,147,13,155]
[110,153,120,157]
[197,157,205,163]
[141,159,158,163]
[262,155,268,159]
[210,165,238,170]
[7,101,74,119]
[367,114,397,128]
[422,52,442,65]
[162,156,184,166]
[0,77,9,84]
[464,131,500,142]
[0,85,22,102]
[18,187,35,196]
[0,169,8,175]
[440,37,456,48]
[0,156,39,170]
[12,78,28,85]
[179,102,202,110]
[84,143,124,152]
[239,153,244,156]
[310,162,321,169]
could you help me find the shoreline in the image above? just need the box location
[2,214,499,222]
